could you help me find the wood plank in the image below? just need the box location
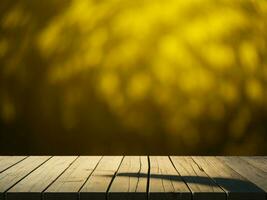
[218,157,267,193]
[108,156,148,200]
[192,156,265,200]
[149,156,191,200]
[43,156,101,200]
[6,156,77,200]
[0,156,26,173]
[240,157,267,172]
[0,156,50,200]
[80,156,123,200]
[170,156,226,200]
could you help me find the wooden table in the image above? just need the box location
[0,156,266,200]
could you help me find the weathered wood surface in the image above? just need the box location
[0,156,266,200]
[6,156,77,200]
[80,156,123,200]
[0,156,26,173]
[44,156,101,200]
[108,156,148,200]
[170,156,225,200]
[149,156,191,200]
[192,156,265,200]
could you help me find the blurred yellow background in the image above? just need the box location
[0,0,267,154]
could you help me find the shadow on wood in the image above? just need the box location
[107,173,265,193]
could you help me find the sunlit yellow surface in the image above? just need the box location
[0,0,267,154]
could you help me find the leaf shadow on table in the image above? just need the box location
[104,172,265,193]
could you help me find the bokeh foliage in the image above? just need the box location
[0,0,267,154]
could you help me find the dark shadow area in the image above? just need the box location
[106,173,265,193]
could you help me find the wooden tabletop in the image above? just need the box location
[0,156,266,200]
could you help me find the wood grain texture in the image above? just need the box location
[0,156,26,173]
[0,156,50,200]
[192,156,265,200]
[218,157,267,192]
[44,156,101,200]
[0,156,266,200]
[6,156,77,200]
[240,157,267,172]
[108,156,148,200]
[149,156,191,200]
[80,156,123,200]
[170,156,225,200]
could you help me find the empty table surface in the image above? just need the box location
[0,156,266,200]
